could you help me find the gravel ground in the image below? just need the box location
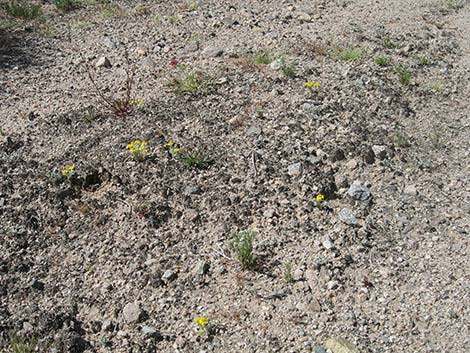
[0,1,469,352]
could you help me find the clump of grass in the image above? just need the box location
[447,0,464,9]
[230,230,256,269]
[280,59,297,78]
[53,0,79,12]
[88,53,136,118]
[382,36,397,49]
[395,65,413,85]
[254,51,273,65]
[181,151,213,169]
[134,3,150,16]
[394,131,411,148]
[374,55,391,66]
[334,47,364,61]
[2,1,42,20]
[8,334,37,353]
[170,65,205,95]
[416,55,432,66]
[284,262,293,283]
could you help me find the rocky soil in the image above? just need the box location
[0,0,469,352]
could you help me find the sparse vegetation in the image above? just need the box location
[382,36,397,49]
[254,51,273,65]
[284,262,293,283]
[395,65,413,85]
[231,230,256,269]
[7,334,37,353]
[53,0,79,12]
[2,1,42,20]
[334,47,364,61]
[374,55,391,66]
[87,54,135,118]
[170,65,205,95]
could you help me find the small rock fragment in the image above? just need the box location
[305,269,318,291]
[322,236,334,250]
[314,345,327,353]
[288,162,303,177]
[338,208,357,225]
[346,159,358,170]
[335,175,349,188]
[195,261,210,275]
[95,56,111,68]
[324,337,360,353]
[122,303,142,324]
[30,279,44,291]
[372,145,387,160]
[142,325,161,339]
[162,269,176,282]
[202,46,224,58]
[103,36,117,49]
[348,182,371,201]
[297,12,312,22]
[331,148,345,162]
[269,58,284,71]
[404,184,417,196]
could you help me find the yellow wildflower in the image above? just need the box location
[194,317,208,327]
[138,99,144,105]
[127,139,148,161]
[167,140,175,147]
[305,81,321,89]
[172,147,180,154]
[316,194,325,201]
[130,98,136,105]
[61,164,75,176]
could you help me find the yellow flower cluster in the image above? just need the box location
[127,139,148,161]
[61,164,75,177]
[305,81,321,89]
[130,98,145,105]
[167,141,180,155]
[194,317,208,327]
[316,194,325,201]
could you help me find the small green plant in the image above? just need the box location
[374,55,390,66]
[181,151,213,169]
[88,54,135,118]
[133,3,150,16]
[127,140,148,161]
[447,0,464,9]
[382,36,397,49]
[416,55,432,66]
[281,60,297,78]
[254,51,273,65]
[312,193,327,208]
[167,14,180,24]
[334,47,364,61]
[170,65,204,95]
[230,230,256,269]
[284,262,293,283]
[2,1,42,20]
[193,317,215,336]
[394,131,411,148]
[395,65,413,85]
[53,0,79,12]
[8,334,37,353]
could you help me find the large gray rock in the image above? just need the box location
[347,182,371,201]
[122,302,142,324]
[339,208,358,225]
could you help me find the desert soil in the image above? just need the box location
[0,0,469,352]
